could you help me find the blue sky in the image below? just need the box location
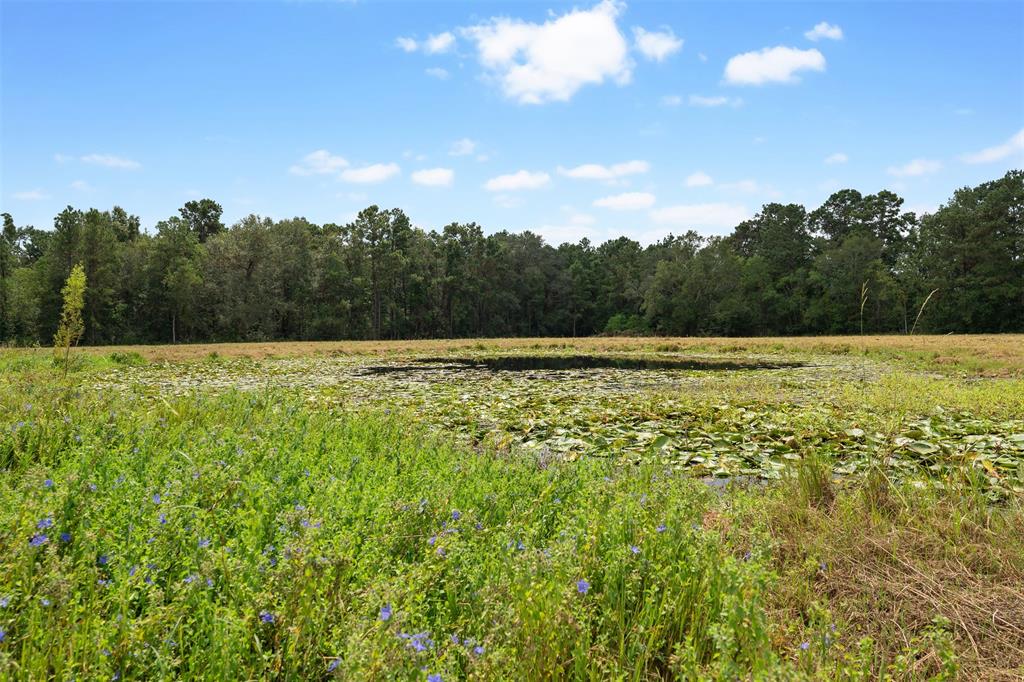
[3,0,1022,244]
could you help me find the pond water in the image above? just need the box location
[363,354,808,374]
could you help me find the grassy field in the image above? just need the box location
[1,336,1022,680]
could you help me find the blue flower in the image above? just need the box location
[630,545,641,555]
[576,579,590,594]
[37,517,54,530]
[800,641,810,651]
[198,538,210,549]
[427,535,436,546]
[29,533,48,547]
[656,524,667,533]
[159,514,167,525]
[40,597,51,607]
[473,645,485,655]
[327,659,340,672]
[379,604,392,621]
[450,634,460,645]
[88,483,98,492]
[0,597,8,608]
[0,628,5,643]
[152,493,161,504]
[60,532,72,543]
[259,610,275,624]
[427,674,442,682]
[451,510,460,521]
[183,574,197,584]
[206,578,214,588]
[98,555,109,565]
[43,479,54,488]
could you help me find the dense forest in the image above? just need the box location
[0,170,1021,345]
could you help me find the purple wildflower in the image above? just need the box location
[198,538,210,549]
[379,604,392,621]
[427,675,442,682]
[327,659,340,672]
[656,523,667,533]
[60,532,72,543]
[259,610,275,624]
[98,554,109,565]
[0,628,4,642]
[473,645,485,655]
[451,510,460,521]
[40,597,50,607]
[37,517,54,530]
[800,641,810,651]
[183,574,197,584]
[29,533,48,547]
[43,479,54,488]
[577,579,590,594]
[630,545,640,555]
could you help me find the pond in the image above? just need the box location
[362,354,809,374]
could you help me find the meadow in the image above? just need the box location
[1,335,1022,680]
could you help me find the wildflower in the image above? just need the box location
[630,545,640,555]
[60,532,72,543]
[451,510,460,521]
[327,659,340,672]
[0,628,4,642]
[474,522,483,531]
[98,579,109,587]
[427,535,436,546]
[473,645,485,655]
[37,517,54,530]
[259,611,275,624]
[29,533,48,547]
[98,555,109,565]
[206,578,213,588]
[743,551,752,561]
[819,561,828,572]
[129,566,137,577]
[102,648,111,656]
[159,514,167,525]
[198,538,210,549]
[88,483,98,492]
[40,597,51,607]
[656,523,667,533]
[436,547,446,557]
[428,675,442,682]
[576,579,590,594]
[379,604,392,621]
[800,641,810,651]
[183,574,197,584]
[43,479,54,488]
[516,540,525,551]
[0,597,8,608]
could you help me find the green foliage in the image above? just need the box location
[52,264,86,373]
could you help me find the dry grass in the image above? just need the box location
[765,481,1024,680]
[8,333,1022,376]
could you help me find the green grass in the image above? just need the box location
[1,341,1022,679]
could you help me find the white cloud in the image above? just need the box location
[289,149,349,176]
[661,94,682,107]
[12,189,49,201]
[484,170,551,191]
[341,162,401,183]
[411,167,454,187]
[697,52,708,62]
[685,171,713,187]
[593,191,656,210]
[886,159,942,177]
[80,153,141,170]
[633,27,683,62]
[424,32,456,54]
[824,152,848,165]
[460,0,632,104]
[396,32,455,54]
[649,203,750,230]
[559,160,649,180]
[425,67,450,80]
[449,138,477,156]
[724,46,825,85]
[804,22,843,42]
[689,94,741,107]
[70,180,93,191]
[960,128,1024,164]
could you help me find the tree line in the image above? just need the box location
[0,170,1021,345]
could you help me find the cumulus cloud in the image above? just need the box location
[886,159,942,177]
[484,170,551,191]
[649,203,750,230]
[341,162,401,183]
[460,0,632,104]
[685,171,713,187]
[12,189,49,201]
[411,167,454,187]
[824,152,848,165]
[804,22,843,41]
[960,129,1024,164]
[633,27,682,62]
[593,191,656,210]
[449,138,477,156]
[724,46,825,85]
[80,153,141,170]
[559,160,649,180]
[289,149,349,176]
[689,94,741,107]
[396,32,455,54]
